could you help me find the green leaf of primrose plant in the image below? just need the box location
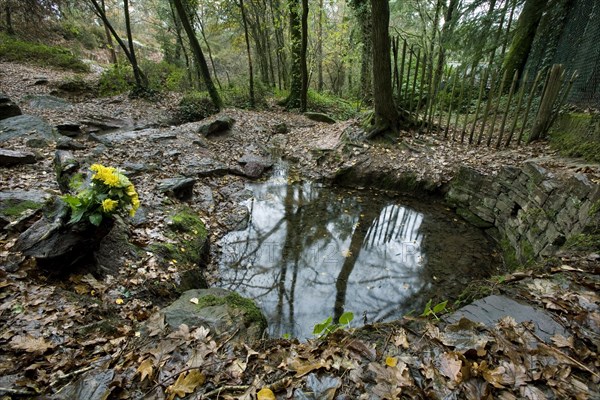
[89,213,103,226]
[338,311,354,325]
[313,316,333,335]
[69,208,85,224]
[421,299,433,317]
[432,300,448,314]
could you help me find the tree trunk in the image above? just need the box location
[356,0,372,102]
[300,0,308,111]
[471,0,497,72]
[196,11,222,90]
[286,0,302,108]
[89,0,147,89]
[6,1,14,35]
[171,0,222,109]
[502,0,548,77]
[434,0,458,89]
[270,0,287,89]
[240,0,255,107]
[317,0,324,92]
[123,0,147,89]
[100,0,117,64]
[369,0,398,136]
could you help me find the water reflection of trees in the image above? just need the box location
[218,171,433,338]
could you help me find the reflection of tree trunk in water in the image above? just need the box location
[275,184,305,335]
[333,204,383,322]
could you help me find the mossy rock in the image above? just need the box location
[159,288,267,344]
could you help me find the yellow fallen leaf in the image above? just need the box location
[385,356,398,367]
[137,358,154,382]
[257,387,276,400]
[166,370,205,400]
[190,297,199,305]
[115,298,124,305]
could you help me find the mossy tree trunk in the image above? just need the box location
[502,0,549,78]
[171,0,223,110]
[240,0,255,107]
[286,0,304,109]
[300,0,308,111]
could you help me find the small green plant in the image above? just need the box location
[175,91,219,123]
[420,299,448,320]
[62,164,140,226]
[98,64,134,96]
[312,311,354,337]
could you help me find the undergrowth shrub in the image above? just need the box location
[142,60,189,92]
[175,91,219,123]
[307,90,359,120]
[98,64,135,96]
[222,82,270,109]
[0,33,88,72]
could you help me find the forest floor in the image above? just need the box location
[0,61,599,399]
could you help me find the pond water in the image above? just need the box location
[217,164,503,339]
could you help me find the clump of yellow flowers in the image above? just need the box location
[62,164,140,226]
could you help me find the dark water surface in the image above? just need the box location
[217,164,502,339]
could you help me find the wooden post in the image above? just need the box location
[431,66,449,134]
[496,69,519,148]
[417,52,428,127]
[469,70,489,144]
[547,70,578,131]
[460,72,476,144]
[399,39,408,100]
[486,68,509,147]
[476,70,498,145]
[444,68,459,138]
[409,47,420,114]
[505,70,529,147]
[529,64,565,142]
[517,69,543,145]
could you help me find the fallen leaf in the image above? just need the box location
[137,358,154,382]
[550,334,574,349]
[438,352,463,382]
[190,297,199,304]
[257,387,275,400]
[10,335,54,353]
[166,370,205,400]
[385,356,398,367]
[115,298,124,305]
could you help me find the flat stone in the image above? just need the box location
[81,116,125,132]
[198,116,235,136]
[304,112,336,124]
[446,294,567,343]
[159,288,266,344]
[0,149,36,166]
[0,115,55,142]
[26,138,49,148]
[122,162,157,176]
[25,94,72,110]
[56,122,82,137]
[54,150,80,193]
[157,177,196,201]
[185,158,232,177]
[56,137,86,150]
[0,93,22,120]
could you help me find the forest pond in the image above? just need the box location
[217,165,503,339]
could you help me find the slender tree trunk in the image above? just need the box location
[196,12,222,90]
[300,0,308,111]
[5,1,14,35]
[356,1,372,102]
[123,0,147,89]
[502,0,548,77]
[287,0,302,108]
[317,0,324,92]
[434,0,458,89]
[270,0,287,89]
[486,0,511,72]
[89,0,147,89]
[471,0,497,72]
[101,0,117,64]
[169,1,193,85]
[240,0,255,107]
[171,0,222,109]
[369,0,398,136]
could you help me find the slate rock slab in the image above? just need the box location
[25,94,72,110]
[0,115,55,142]
[304,112,336,124]
[198,116,235,136]
[0,148,36,166]
[446,294,567,342]
[159,288,267,344]
[56,122,82,137]
[157,177,196,201]
[185,158,232,177]
[0,93,22,120]
[54,150,80,193]
[56,136,85,150]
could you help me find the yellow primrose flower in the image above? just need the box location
[101,198,119,213]
[90,164,120,187]
[125,184,137,197]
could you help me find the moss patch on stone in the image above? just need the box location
[564,233,600,252]
[1,199,43,217]
[197,292,267,330]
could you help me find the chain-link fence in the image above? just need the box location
[527,0,600,108]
